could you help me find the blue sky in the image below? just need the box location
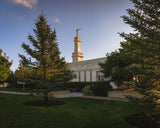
[0,0,134,71]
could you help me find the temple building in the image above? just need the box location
[68,29,108,82]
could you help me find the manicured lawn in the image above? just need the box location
[0,93,144,128]
[0,87,34,93]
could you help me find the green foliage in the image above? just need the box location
[101,0,160,121]
[0,49,12,83]
[90,85,110,96]
[100,50,136,83]
[19,13,73,103]
[66,81,112,92]
[126,82,160,122]
[121,0,160,122]
[81,85,94,96]
[120,0,160,88]
[6,71,17,87]
[67,81,112,96]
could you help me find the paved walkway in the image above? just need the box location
[0,90,127,101]
[0,90,29,95]
[81,96,128,101]
[55,92,84,98]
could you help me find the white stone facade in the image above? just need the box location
[68,29,109,82]
[68,57,108,82]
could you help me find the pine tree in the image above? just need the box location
[121,0,160,88]
[120,0,160,122]
[20,13,71,104]
[101,0,160,123]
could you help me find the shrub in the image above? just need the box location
[90,84,112,96]
[66,82,85,92]
[81,85,94,96]
[66,81,112,92]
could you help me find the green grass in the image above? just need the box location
[0,87,34,93]
[0,93,144,128]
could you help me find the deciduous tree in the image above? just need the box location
[0,49,12,83]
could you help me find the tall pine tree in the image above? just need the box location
[20,13,71,104]
[101,0,160,123]
[120,0,160,122]
[121,0,160,89]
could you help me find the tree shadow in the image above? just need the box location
[24,100,64,107]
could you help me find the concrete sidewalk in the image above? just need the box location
[0,90,127,101]
[55,92,84,98]
[0,90,29,95]
[81,95,128,101]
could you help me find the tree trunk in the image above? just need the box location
[44,92,48,105]
[43,66,48,105]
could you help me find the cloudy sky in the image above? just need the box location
[0,0,134,71]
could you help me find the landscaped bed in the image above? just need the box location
[0,93,148,128]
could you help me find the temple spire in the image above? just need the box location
[72,29,83,62]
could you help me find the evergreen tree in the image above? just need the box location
[120,0,160,122]
[121,0,160,89]
[101,0,160,122]
[20,13,72,104]
[0,49,12,83]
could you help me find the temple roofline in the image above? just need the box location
[68,57,106,64]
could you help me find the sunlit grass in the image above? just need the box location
[0,93,144,128]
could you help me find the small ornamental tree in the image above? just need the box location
[0,49,12,83]
[20,13,72,104]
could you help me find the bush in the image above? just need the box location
[66,81,112,92]
[66,82,85,92]
[90,85,111,96]
[81,85,94,96]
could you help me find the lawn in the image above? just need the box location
[0,87,34,93]
[0,93,144,128]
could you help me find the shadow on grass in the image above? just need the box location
[124,113,160,128]
[24,100,64,107]
[0,96,5,99]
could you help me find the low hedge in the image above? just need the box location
[90,85,111,96]
[66,81,113,92]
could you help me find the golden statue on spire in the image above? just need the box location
[76,29,80,37]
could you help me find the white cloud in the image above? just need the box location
[12,0,38,9]
[54,18,61,24]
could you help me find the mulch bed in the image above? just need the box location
[24,100,64,106]
[124,113,160,128]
